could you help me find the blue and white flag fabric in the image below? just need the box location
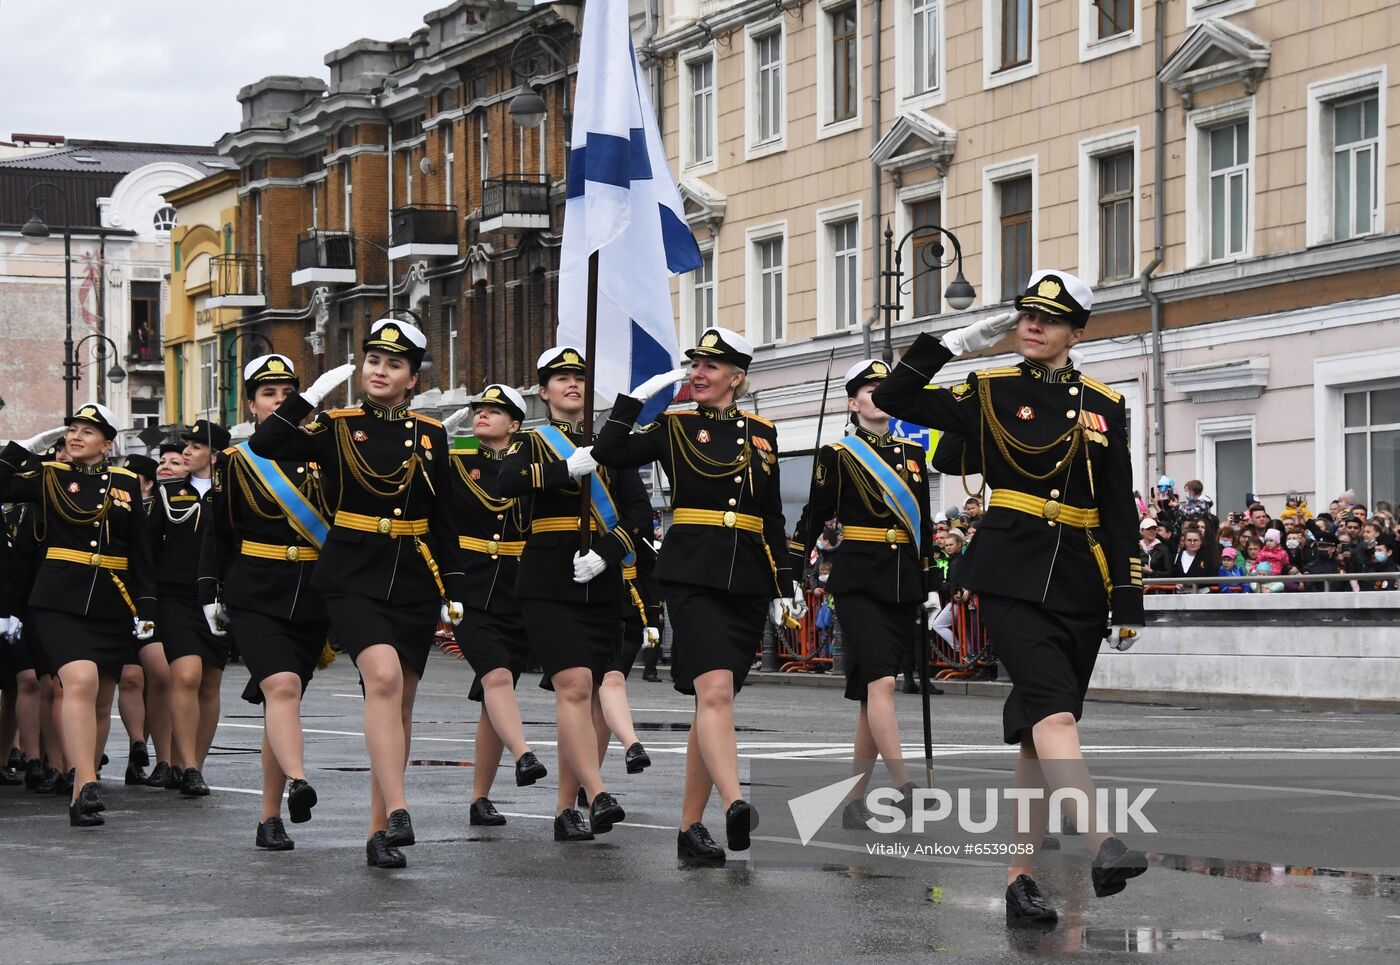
[558,0,704,424]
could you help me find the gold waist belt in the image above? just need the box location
[458,536,525,557]
[989,491,1101,528]
[334,510,429,537]
[531,516,599,534]
[842,525,911,545]
[46,548,129,570]
[241,540,318,562]
[671,508,764,534]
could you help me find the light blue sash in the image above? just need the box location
[832,435,922,540]
[234,443,329,548]
[534,425,633,565]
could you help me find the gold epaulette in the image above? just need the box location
[1079,375,1122,404]
[109,466,136,479]
[411,411,444,428]
[892,436,925,450]
[974,367,1020,379]
[325,407,363,419]
[672,410,700,417]
[740,411,774,428]
[222,446,239,456]
[43,461,70,471]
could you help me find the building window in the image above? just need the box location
[443,122,455,205]
[754,30,783,145]
[999,176,1033,300]
[130,282,160,362]
[1001,0,1032,70]
[444,303,458,389]
[1208,120,1249,261]
[747,232,786,344]
[1343,386,1400,508]
[539,115,549,177]
[343,330,356,406]
[912,0,940,95]
[130,396,162,432]
[831,218,859,329]
[311,182,319,229]
[1098,150,1134,282]
[1095,0,1132,39]
[830,5,858,124]
[152,206,177,233]
[1332,94,1380,242]
[692,250,715,342]
[688,56,715,165]
[343,165,353,232]
[253,192,263,290]
[404,152,414,205]
[910,197,942,318]
[479,115,489,186]
[198,340,216,415]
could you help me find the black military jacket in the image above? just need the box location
[593,395,796,598]
[498,418,650,605]
[249,394,466,605]
[447,442,527,615]
[873,333,1144,625]
[795,424,934,603]
[0,442,156,623]
[149,475,213,593]
[198,445,328,624]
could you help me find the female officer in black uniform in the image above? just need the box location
[200,354,330,851]
[795,359,936,824]
[151,417,229,797]
[0,404,157,826]
[443,382,548,827]
[499,347,649,843]
[250,318,466,869]
[593,326,804,865]
[874,270,1149,923]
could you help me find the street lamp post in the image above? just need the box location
[878,222,977,364]
[20,181,77,417]
[506,32,573,177]
[69,333,127,391]
[216,329,275,421]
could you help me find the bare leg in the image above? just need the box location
[48,679,66,771]
[1006,738,1050,884]
[56,661,101,801]
[94,679,117,773]
[1029,712,1109,855]
[95,697,113,772]
[679,722,715,828]
[138,642,173,765]
[864,676,911,787]
[591,691,611,765]
[15,670,40,760]
[552,668,604,812]
[168,654,203,770]
[850,703,878,800]
[195,666,223,769]
[358,646,409,835]
[260,672,306,781]
[597,670,640,758]
[478,668,530,758]
[692,670,742,809]
[472,703,504,801]
[0,690,15,763]
[117,663,146,745]
[260,730,287,821]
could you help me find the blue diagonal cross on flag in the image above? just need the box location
[558,0,704,423]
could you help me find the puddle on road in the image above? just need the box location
[1151,851,1400,902]
[1004,925,1277,955]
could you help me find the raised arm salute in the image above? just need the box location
[873,271,1147,924]
[250,317,465,870]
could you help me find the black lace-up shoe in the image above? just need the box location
[255,816,294,851]
[1091,836,1148,897]
[514,751,547,787]
[677,823,726,865]
[553,809,594,842]
[1005,874,1058,924]
[366,831,407,868]
[469,797,507,826]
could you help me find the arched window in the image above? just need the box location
[153,205,177,232]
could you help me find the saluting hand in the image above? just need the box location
[629,367,690,403]
[16,425,67,452]
[941,311,1018,356]
[302,363,358,407]
[441,405,474,436]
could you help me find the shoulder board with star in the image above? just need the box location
[222,446,239,456]
[974,367,1020,379]
[42,460,71,471]
[1079,375,1122,404]
[505,439,525,456]
[672,410,701,417]
[410,411,444,428]
[891,436,925,449]
[325,407,364,419]
[109,466,137,479]
[740,411,774,428]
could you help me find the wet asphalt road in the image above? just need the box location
[3,651,1399,964]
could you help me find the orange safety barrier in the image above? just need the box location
[930,596,998,681]
[778,588,831,673]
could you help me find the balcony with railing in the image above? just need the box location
[388,204,458,260]
[126,323,161,368]
[292,229,358,286]
[206,253,266,308]
[479,175,550,234]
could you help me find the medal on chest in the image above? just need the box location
[1016,406,1035,421]
[67,481,81,494]
[695,428,711,444]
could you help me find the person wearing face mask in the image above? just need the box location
[1365,541,1398,590]
[249,317,467,870]
[0,404,158,827]
[591,327,803,866]
[199,354,332,851]
[1302,533,1345,591]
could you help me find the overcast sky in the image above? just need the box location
[0,0,435,147]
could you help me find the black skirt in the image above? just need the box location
[229,607,328,705]
[521,599,619,691]
[323,593,439,679]
[978,593,1106,745]
[835,594,918,702]
[458,608,531,702]
[30,607,131,681]
[611,610,646,677]
[662,582,768,696]
[159,588,230,670]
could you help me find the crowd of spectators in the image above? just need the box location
[1136,479,1398,592]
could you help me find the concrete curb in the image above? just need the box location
[745,671,1400,714]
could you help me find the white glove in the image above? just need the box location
[441,601,464,625]
[940,311,1018,356]
[769,597,794,629]
[441,406,473,436]
[1,616,20,643]
[1109,625,1144,651]
[787,581,808,622]
[644,626,661,648]
[202,603,228,637]
[134,618,156,641]
[17,425,67,452]
[630,367,689,403]
[302,363,357,407]
[566,446,598,479]
[572,550,607,584]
